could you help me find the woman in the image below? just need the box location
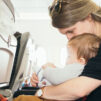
[31,0,101,101]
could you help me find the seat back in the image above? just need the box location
[0,0,16,86]
[0,34,17,88]
[10,32,35,93]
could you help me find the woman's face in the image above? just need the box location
[58,18,95,40]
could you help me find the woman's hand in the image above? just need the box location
[30,73,39,87]
[42,62,56,69]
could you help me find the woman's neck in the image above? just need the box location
[94,21,101,37]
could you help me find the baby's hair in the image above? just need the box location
[68,33,101,63]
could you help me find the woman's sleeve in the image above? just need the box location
[80,44,101,80]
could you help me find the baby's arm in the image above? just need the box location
[37,63,56,87]
[43,63,84,85]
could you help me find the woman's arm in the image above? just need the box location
[42,76,101,100]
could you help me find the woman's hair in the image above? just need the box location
[49,0,101,28]
[68,33,101,63]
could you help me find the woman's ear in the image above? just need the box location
[79,57,86,65]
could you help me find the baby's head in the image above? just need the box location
[67,33,101,65]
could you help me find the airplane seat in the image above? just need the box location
[0,34,17,88]
[0,0,17,100]
[0,0,17,88]
[11,32,38,98]
[10,32,33,91]
[0,31,37,101]
[0,34,17,101]
[0,0,38,100]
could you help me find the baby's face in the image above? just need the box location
[67,46,86,65]
[66,46,79,64]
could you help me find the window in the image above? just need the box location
[60,46,68,66]
[33,45,47,67]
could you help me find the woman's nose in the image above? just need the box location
[66,34,75,40]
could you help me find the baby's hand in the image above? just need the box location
[30,73,39,87]
[42,62,56,69]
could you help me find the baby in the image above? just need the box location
[36,33,101,87]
